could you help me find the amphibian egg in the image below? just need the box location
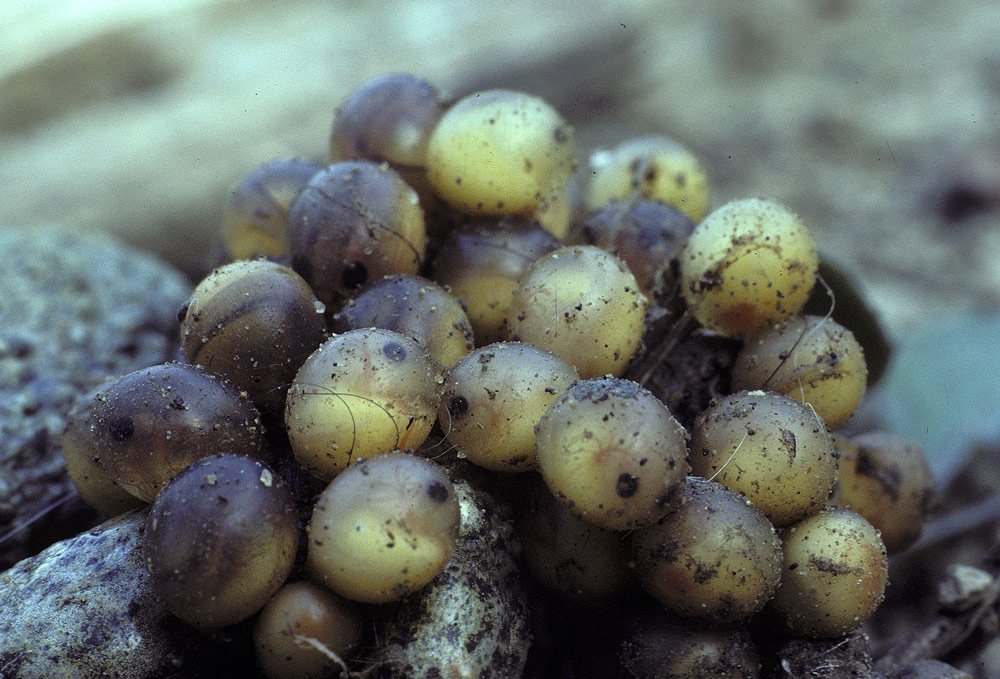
[284,328,443,480]
[567,198,695,298]
[305,452,460,604]
[585,135,711,223]
[61,387,145,516]
[221,158,325,261]
[143,453,299,630]
[439,341,578,472]
[534,376,689,530]
[504,245,647,379]
[769,507,888,638]
[680,198,818,338]
[88,362,265,502]
[179,259,327,416]
[429,217,561,345]
[426,89,574,218]
[253,580,362,679]
[733,314,868,430]
[331,73,449,182]
[285,160,428,310]
[332,273,473,368]
[689,389,836,527]
[632,476,782,622]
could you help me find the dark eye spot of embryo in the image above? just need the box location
[342,261,368,288]
[383,341,407,361]
[108,416,135,442]
[447,395,469,418]
[426,481,449,503]
[616,473,639,498]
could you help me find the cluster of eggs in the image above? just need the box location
[61,73,936,678]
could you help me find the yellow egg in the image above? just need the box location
[426,89,574,216]
[733,314,868,430]
[285,328,443,480]
[505,245,647,379]
[306,453,460,604]
[585,136,710,223]
[770,508,888,638]
[680,198,818,339]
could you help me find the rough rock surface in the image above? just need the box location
[765,634,885,679]
[0,459,528,678]
[0,225,190,568]
[368,461,530,678]
[0,509,257,679]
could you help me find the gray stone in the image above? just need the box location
[0,225,190,568]
[937,564,994,613]
[0,510,257,679]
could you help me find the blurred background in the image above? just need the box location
[2,0,1000,478]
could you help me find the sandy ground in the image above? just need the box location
[3,0,999,331]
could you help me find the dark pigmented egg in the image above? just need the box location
[143,453,299,630]
[330,73,449,170]
[618,606,761,679]
[534,376,689,531]
[515,473,632,601]
[567,198,695,298]
[221,158,325,261]
[329,74,451,219]
[61,387,145,516]
[333,273,473,368]
[179,259,327,416]
[88,362,265,502]
[305,452,460,604]
[285,160,428,310]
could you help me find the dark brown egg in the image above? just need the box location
[89,362,265,502]
[330,73,449,170]
[61,388,145,516]
[567,198,694,297]
[332,273,473,368]
[143,453,299,630]
[619,608,761,679]
[285,160,428,309]
[429,217,561,345]
[515,473,632,601]
[179,259,327,416]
